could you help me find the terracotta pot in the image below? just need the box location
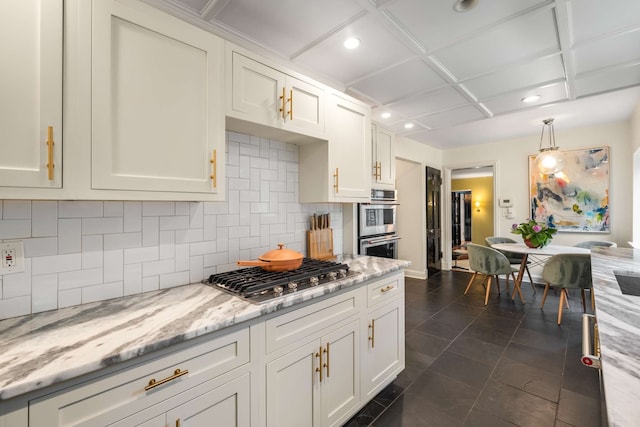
[237,243,304,272]
[524,239,540,248]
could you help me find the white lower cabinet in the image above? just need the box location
[265,319,360,427]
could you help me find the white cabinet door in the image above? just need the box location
[320,319,360,427]
[363,300,404,400]
[265,340,320,427]
[0,0,62,189]
[91,0,224,197]
[165,373,251,427]
[229,52,325,138]
[328,94,371,201]
[372,125,396,189]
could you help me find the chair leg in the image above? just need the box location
[511,273,525,303]
[464,272,477,295]
[526,266,536,293]
[540,283,550,308]
[557,289,567,325]
[484,276,492,305]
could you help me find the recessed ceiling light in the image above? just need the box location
[522,95,541,103]
[343,37,360,49]
[404,122,414,129]
[453,0,478,12]
[381,112,391,119]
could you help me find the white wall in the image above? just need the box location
[0,131,343,320]
[632,105,640,244]
[443,120,633,246]
[396,158,426,278]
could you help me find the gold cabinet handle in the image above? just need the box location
[381,285,394,293]
[333,168,339,193]
[368,319,375,348]
[144,368,189,391]
[176,419,181,427]
[209,149,217,188]
[315,347,323,382]
[377,162,382,180]
[323,343,330,378]
[279,87,286,119]
[372,162,378,178]
[288,89,293,120]
[46,126,55,180]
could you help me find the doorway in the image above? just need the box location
[426,166,442,276]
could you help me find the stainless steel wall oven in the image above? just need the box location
[358,189,400,259]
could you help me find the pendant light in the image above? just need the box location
[535,118,566,174]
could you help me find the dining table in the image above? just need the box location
[490,243,590,293]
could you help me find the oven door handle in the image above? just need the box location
[364,235,401,245]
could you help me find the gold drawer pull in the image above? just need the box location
[333,168,339,193]
[279,87,286,119]
[368,319,375,348]
[288,89,293,120]
[145,368,189,391]
[380,285,394,293]
[46,126,55,180]
[323,343,330,378]
[209,149,217,188]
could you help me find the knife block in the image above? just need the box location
[307,228,334,260]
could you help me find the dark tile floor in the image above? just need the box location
[344,271,603,427]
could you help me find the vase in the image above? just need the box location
[524,239,540,248]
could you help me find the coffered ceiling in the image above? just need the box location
[148,0,640,149]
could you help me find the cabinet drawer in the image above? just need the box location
[264,288,363,354]
[367,272,403,307]
[29,327,250,426]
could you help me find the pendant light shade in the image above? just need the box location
[535,118,565,174]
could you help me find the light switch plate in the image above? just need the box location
[0,241,25,274]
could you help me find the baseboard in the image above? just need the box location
[404,268,427,280]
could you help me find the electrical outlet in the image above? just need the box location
[0,241,24,274]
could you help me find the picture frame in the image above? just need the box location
[529,146,610,233]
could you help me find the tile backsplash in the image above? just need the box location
[0,131,343,320]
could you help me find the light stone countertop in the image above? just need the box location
[0,255,410,401]
[590,247,640,427]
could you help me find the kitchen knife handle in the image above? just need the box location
[46,126,55,180]
[279,87,286,119]
[333,168,339,193]
[210,149,217,188]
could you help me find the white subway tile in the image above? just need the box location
[32,201,57,237]
[0,219,31,239]
[3,201,31,219]
[32,253,81,275]
[104,201,124,217]
[24,237,58,257]
[229,226,250,239]
[0,296,31,320]
[175,202,190,216]
[175,228,203,244]
[239,237,260,250]
[203,202,228,215]
[142,201,175,216]
[228,190,240,214]
[159,230,175,260]
[159,216,189,231]
[32,273,58,314]
[124,246,159,264]
[124,263,142,296]
[142,276,159,292]
[159,271,189,289]
[82,281,123,304]
[189,202,204,228]
[82,235,103,269]
[58,219,82,254]
[104,232,142,251]
[104,250,124,282]
[2,259,31,298]
[82,217,123,235]
[58,288,81,309]
[203,215,216,240]
[124,201,142,232]
[59,268,104,290]
[143,259,174,277]
[190,256,204,283]
[190,241,216,256]
[142,217,159,247]
[175,243,190,271]
[59,201,103,218]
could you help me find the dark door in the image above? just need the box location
[426,167,442,276]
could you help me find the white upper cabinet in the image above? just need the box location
[371,124,396,190]
[91,0,225,198]
[228,49,325,140]
[0,0,63,191]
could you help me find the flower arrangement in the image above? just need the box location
[511,219,557,248]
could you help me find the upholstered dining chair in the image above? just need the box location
[574,240,617,249]
[465,243,523,305]
[540,253,592,325]
[485,236,535,292]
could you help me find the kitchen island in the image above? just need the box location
[590,247,640,427]
[0,255,409,426]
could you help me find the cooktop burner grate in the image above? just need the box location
[202,258,358,303]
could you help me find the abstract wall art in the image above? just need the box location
[529,146,610,233]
